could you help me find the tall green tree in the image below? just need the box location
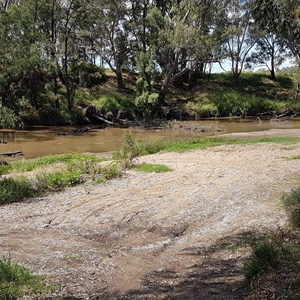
[221,0,258,78]
[253,0,300,64]
[248,33,288,78]
[89,0,129,89]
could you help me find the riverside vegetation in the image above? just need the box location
[0,0,299,128]
[1,71,300,129]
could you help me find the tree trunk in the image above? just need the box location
[116,70,125,90]
[270,55,276,80]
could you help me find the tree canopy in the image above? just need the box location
[0,0,298,123]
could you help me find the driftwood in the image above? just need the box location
[0,151,23,157]
[85,106,129,127]
[246,110,298,122]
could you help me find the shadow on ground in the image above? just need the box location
[105,231,259,300]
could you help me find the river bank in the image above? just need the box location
[0,129,299,299]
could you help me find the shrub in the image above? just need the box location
[0,256,48,299]
[96,92,136,119]
[244,239,280,282]
[0,107,17,129]
[212,91,251,117]
[38,170,82,189]
[113,132,142,168]
[101,165,122,180]
[0,177,37,205]
[282,187,300,228]
[187,102,219,118]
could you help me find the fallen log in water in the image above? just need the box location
[0,151,23,157]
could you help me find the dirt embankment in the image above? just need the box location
[0,129,300,299]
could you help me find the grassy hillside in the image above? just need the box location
[77,71,300,122]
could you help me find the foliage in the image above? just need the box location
[244,184,300,298]
[212,91,281,117]
[113,132,142,168]
[97,94,135,119]
[134,163,172,173]
[0,107,17,129]
[253,0,300,63]
[282,187,300,228]
[0,256,48,299]
[187,102,219,119]
[38,171,82,189]
[0,177,37,205]
[0,0,299,124]
[0,152,118,204]
[244,238,281,282]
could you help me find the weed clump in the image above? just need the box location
[0,256,49,299]
[244,239,281,282]
[282,187,300,228]
[0,177,38,204]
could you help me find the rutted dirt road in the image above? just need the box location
[1,129,300,299]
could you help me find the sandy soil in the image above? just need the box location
[1,129,300,299]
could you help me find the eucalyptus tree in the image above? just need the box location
[0,0,21,11]
[0,0,44,109]
[249,33,288,78]
[146,0,225,106]
[221,0,258,78]
[253,0,300,64]
[88,0,130,89]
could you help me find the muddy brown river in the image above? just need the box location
[1,120,300,159]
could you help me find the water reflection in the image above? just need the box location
[1,120,300,159]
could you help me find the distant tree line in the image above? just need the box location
[0,0,299,122]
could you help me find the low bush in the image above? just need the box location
[38,170,82,189]
[95,91,136,119]
[187,102,219,118]
[244,239,281,282]
[0,177,37,204]
[282,187,300,228]
[0,256,48,299]
[0,107,17,129]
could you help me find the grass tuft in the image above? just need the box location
[0,256,49,299]
[0,177,38,204]
[282,187,300,228]
[244,239,280,282]
[134,163,172,173]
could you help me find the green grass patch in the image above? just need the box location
[0,153,120,205]
[115,134,300,165]
[37,170,82,190]
[289,155,300,160]
[134,163,172,173]
[0,177,38,205]
[0,152,104,175]
[162,136,300,153]
[0,257,49,299]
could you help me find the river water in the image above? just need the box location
[1,119,300,159]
